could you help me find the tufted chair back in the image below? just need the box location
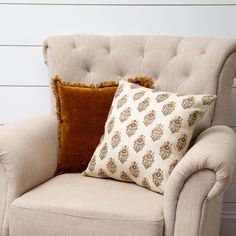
[43,35,236,137]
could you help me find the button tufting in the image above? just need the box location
[84,65,91,73]
[201,49,206,54]
[118,69,125,77]
[104,43,111,54]
[185,69,191,78]
[72,40,77,49]
[173,50,178,57]
[139,48,145,58]
[153,72,159,79]
[105,48,111,55]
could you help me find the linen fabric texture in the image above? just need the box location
[10,174,164,236]
[85,80,216,193]
[44,35,236,140]
[52,77,154,173]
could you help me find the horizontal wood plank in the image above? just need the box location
[220,217,236,236]
[0,84,235,125]
[222,202,236,218]
[221,203,236,236]
[0,46,48,86]
[1,45,235,88]
[233,78,236,87]
[0,87,50,124]
[0,0,236,5]
[1,0,236,5]
[1,5,236,45]
[224,171,236,202]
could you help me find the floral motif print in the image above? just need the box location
[119,107,132,122]
[151,124,164,141]
[202,95,215,105]
[143,110,156,126]
[114,83,124,98]
[106,158,117,174]
[168,160,178,175]
[152,168,164,187]
[107,117,115,134]
[137,98,150,112]
[176,134,188,152]
[133,135,145,153]
[169,116,183,133]
[129,161,139,178]
[162,101,176,116]
[99,143,108,160]
[98,169,108,177]
[156,93,169,103]
[126,120,138,137]
[84,81,216,194]
[120,171,132,182]
[117,95,128,109]
[111,131,121,149]
[88,156,96,172]
[142,150,155,169]
[187,111,201,126]
[118,145,129,164]
[159,141,172,160]
[142,177,151,189]
[181,96,196,109]
[130,83,140,89]
[133,91,145,101]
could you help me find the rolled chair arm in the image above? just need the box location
[166,125,236,200]
[163,125,236,236]
[0,115,58,236]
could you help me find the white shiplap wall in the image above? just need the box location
[1,1,236,235]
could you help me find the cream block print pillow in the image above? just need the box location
[84,80,216,194]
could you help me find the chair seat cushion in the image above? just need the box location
[9,174,164,236]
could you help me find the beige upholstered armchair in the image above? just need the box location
[1,35,236,236]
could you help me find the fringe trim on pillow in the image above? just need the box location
[52,75,155,89]
[127,76,154,89]
[52,76,118,89]
[51,78,64,174]
[51,75,155,174]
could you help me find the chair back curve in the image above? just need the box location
[43,35,236,137]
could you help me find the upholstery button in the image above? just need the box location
[201,49,206,54]
[173,50,178,57]
[185,70,191,78]
[140,49,145,58]
[84,65,91,73]
[154,73,159,79]
[73,40,77,48]
[118,69,125,77]
[104,45,111,55]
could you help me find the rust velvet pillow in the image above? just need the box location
[52,77,154,173]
